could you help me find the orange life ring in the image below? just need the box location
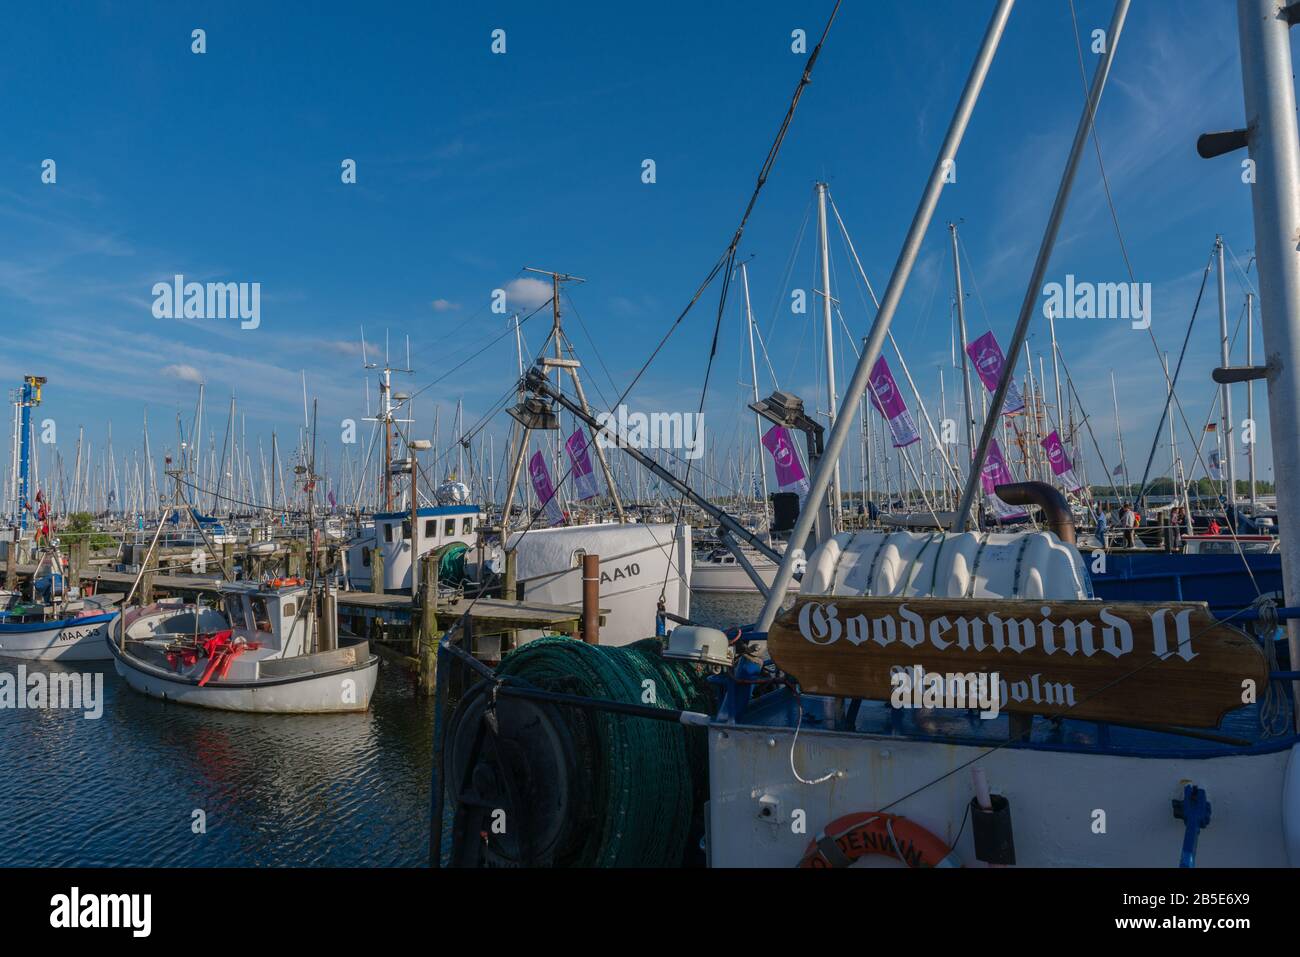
[797,812,961,868]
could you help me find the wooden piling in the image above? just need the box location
[370,546,385,595]
[502,546,517,652]
[417,554,440,696]
[582,553,600,644]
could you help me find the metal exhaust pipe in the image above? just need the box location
[993,482,1076,546]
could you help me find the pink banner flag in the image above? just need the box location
[867,356,920,448]
[761,425,809,496]
[1040,430,1082,492]
[564,428,601,501]
[966,331,1025,415]
[980,438,1027,520]
[528,450,565,526]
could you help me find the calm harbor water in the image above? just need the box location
[0,591,755,867]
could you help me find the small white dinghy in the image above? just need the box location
[108,578,378,713]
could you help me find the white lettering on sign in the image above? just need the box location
[797,601,1191,661]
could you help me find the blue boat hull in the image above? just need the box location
[1088,550,1283,618]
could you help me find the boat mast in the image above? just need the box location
[1233,0,1300,725]
[757,0,1016,630]
[1110,371,1128,498]
[1246,291,1257,509]
[950,0,1130,533]
[1215,235,1239,515]
[814,183,843,529]
[740,261,771,532]
[949,223,978,471]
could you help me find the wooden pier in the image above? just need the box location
[10,554,604,695]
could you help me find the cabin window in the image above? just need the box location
[282,602,296,618]
[402,519,411,540]
[223,594,250,630]
[444,519,455,536]
[250,597,273,633]
[462,517,474,535]
[383,523,394,543]
[425,519,437,538]
[362,549,371,567]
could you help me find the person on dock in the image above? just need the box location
[1093,504,1108,550]
[1120,503,1136,548]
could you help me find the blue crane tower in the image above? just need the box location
[13,375,45,531]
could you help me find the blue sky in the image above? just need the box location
[0,0,1274,504]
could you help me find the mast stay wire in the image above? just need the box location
[1064,0,1257,594]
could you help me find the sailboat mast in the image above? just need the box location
[1246,291,1257,508]
[815,182,842,528]
[1215,235,1238,511]
[1110,371,1129,496]
[740,262,770,530]
[948,223,978,466]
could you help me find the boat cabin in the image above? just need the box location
[218,581,311,657]
[1182,534,1278,555]
[347,504,481,591]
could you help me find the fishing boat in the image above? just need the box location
[0,546,120,662]
[108,578,378,713]
[433,0,1300,869]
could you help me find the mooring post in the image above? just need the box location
[582,553,600,644]
[141,553,155,605]
[418,554,440,696]
[502,546,517,652]
[70,538,87,595]
[222,540,234,580]
[370,546,385,595]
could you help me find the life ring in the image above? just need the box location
[797,812,961,868]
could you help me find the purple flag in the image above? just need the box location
[564,428,601,501]
[528,450,565,526]
[980,438,1027,520]
[866,357,920,448]
[327,489,336,508]
[966,331,1025,415]
[761,425,809,495]
[1041,430,1082,492]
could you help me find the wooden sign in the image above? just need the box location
[767,597,1267,729]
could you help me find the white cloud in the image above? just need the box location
[503,277,552,311]
[161,363,204,383]
[431,298,459,312]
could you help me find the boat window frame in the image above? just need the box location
[223,593,252,631]
[249,595,274,634]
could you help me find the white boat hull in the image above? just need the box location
[692,558,796,594]
[0,613,116,662]
[707,722,1298,867]
[108,642,379,713]
[509,523,691,646]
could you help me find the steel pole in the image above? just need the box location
[755,0,1016,632]
[1236,0,1300,728]
[952,0,1130,532]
